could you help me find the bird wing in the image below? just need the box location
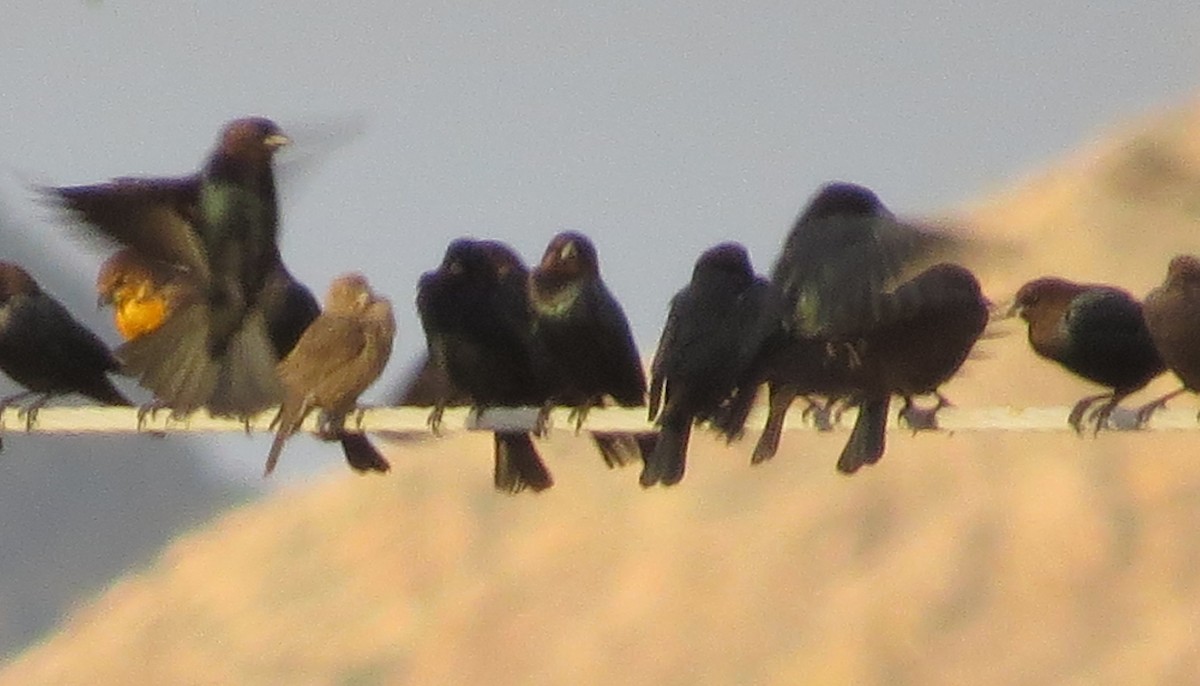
[772,213,965,338]
[48,176,212,284]
[277,315,369,394]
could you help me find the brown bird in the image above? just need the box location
[266,274,395,475]
[1139,255,1200,422]
[834,263,989,473]
[97,249,390,473]
[0,262,131,430]
[1010,275,1164,434]
[529,231,655,468]
[51,117,292,419]
[417,238,555,494]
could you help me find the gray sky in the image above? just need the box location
[0,1,1196,480]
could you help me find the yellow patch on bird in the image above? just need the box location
[111,284,170,341]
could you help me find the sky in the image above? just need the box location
[0,0,1196,482]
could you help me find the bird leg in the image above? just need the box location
[566,403,592,434]
[0,391,42,431]
[1083,394,1128,436]
[1133,387,1188,428]
[534,402,553,437]
[426,403,445,436]
[898,393,952,433]
[799,395,838,432]
[1067,393,1112,435]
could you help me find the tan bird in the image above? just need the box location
[265,273,395,475]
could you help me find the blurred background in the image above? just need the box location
[0,1,1198,683]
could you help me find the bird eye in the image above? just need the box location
[448,260,464,275]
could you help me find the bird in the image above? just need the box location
[528,231,655,468]
[50,116,293,419]
[0,261,132,436]
[1009,275,1164,434]
[1139,255,1200,423]
[96,248,391,473]
[645,242,784,487]
[416,238,554,494]
[760,181,985,472]
[832,263,990,473]
[266,274,395,475]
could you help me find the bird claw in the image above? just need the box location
[426,405,445,436]
[566,405,590,434]
[534,403,552,437]
[898,394,951,433]
[800,396,837,432]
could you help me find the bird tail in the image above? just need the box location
[494,432,553,494]
[117,303,281,418]
[751,383,798,465]
[640,419,690,487]
[82,378,133,407]
[837,396,890,474]
[337,432,390,473]
[588,431,650,468]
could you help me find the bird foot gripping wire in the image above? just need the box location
[898,393,952,433]
[0,391,48,432]
[566,404,591,434]
[426,404,445,437]
[1068,393,1116,436]
[1133,387,1188,428]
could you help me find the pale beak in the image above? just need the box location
[263,133,291,149]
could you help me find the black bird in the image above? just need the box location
[645,242,783,487]
[1010,276,1164,434]
[417,238,554,494]
[51,117,292,418]
[529,231,654,468]
[760,181,982,472]
[0,262,131,432]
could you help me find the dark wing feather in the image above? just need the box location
[49,176,211,283]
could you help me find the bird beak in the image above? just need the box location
[994,297,1020,321]
[263,133,291,149]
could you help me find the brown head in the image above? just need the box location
[96,249,159,307]
[323,273,374,314]
[531,231,599,295]
[211,117,290,172]
[0,262,40,303]
[1008,277,1087,323]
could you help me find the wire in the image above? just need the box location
[0,404,1186,436]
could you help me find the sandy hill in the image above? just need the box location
[5,99,1200,685]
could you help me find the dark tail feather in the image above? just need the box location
[338,432,390,473]
[641,419,690,487]
[117,303,219,415]
[752,383,797,465]
[837,396,890,474]
[494,432,553,494]
[81,376,133,407]
[589,432,643,468]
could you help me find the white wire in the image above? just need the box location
[0,403,1189,436]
